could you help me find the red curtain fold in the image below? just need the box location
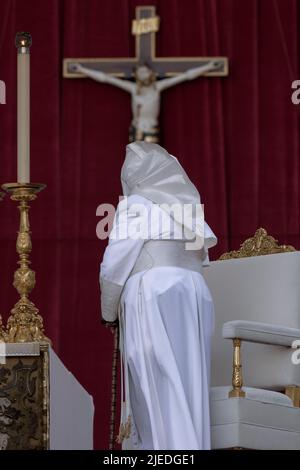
[0,0,299,448]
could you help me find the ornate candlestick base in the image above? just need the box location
[2,183,50,343]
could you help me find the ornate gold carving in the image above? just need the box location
[6,300,48,343]
[0,316,7,342]
[220,228,296,260]
[132,16,160,36]
[1,183,50,344]
[229,339,246,398]
[285,386,300,408]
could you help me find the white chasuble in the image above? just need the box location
[100,142,217,450]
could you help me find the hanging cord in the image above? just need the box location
[109,325,120,450]
[272,0,296,82]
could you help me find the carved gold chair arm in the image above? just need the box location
[223,320,300,403]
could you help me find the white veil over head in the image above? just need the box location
[121,141,217,252]
[121,141,200,207]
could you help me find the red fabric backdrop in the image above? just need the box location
[0,0,299,448]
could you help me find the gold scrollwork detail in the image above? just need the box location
[13,267,36,297]
[6,299,49,344]
[220,228,296,260]
[229,339,245,398]
[16,231,32,254]
[0,315,7,342]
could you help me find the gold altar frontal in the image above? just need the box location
[0,342,49,450]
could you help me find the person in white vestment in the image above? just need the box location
[100,142,217,450]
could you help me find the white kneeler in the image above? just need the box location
[204,248,300,450]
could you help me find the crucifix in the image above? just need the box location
[63,6,228,143]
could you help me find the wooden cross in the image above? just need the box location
[63,5,228,79]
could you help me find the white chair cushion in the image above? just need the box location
[223,320,300,347]
[211,385,293,406]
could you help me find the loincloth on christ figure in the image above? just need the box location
[129,125,160,144]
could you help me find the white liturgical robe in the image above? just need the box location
[100,142,217,450]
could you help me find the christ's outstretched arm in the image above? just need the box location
[72,63,135,94]
[156,61,221,92]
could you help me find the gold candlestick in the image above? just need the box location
[2,183,50,343]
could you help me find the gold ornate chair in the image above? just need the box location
[204,229,300,449]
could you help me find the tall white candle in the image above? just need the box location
[15,32,32,184]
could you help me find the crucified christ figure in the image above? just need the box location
[72,61,220,143]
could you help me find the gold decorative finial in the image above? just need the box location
[219,227,296,260]
[15,32,32,51]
